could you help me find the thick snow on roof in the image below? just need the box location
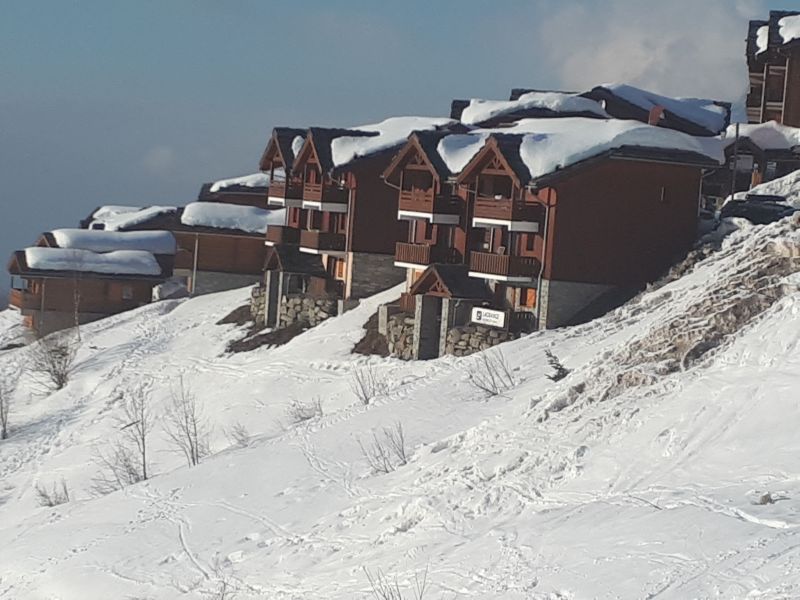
[724,122,800,151]
[744,169,800,208]
[209,172,271,193]
[291,135,305,159]
[460,91,608,125]
[181,202,285,234]
[90,206,141,221]
[604,83,728,133]
[779,15,800,45]
[436,118,724,180]
[24,247,162,276]
[331,117,455,167]
[94,206,178,232]
[756,24,770,54]
[51,229,177,255]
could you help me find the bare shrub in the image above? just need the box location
[545,350,570,382]
[91,381,154,495]
[164,377,210,467]
[0,378,13,440]
[286,398,323,424]
[364,565,429,600]
[359,422,408,474]
[29,330,79,392]
[35,479,70,507]
[467,350,515,397]
[350,364,386,405]
[224,421,251,448]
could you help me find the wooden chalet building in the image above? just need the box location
[379,119,723,359]
[255,118,455,330]
[7,229,176,335]
[197,172,271,208]
[746,11,800,127]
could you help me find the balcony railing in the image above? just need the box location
[268,180,303,202]
[303,182,349,206]
[473,196,542,223]
[398,188,461,216]
[395,242,462,266]
[8,288,142,314]
[469,252,539,280]
[266,225,300,245]
[300,229,346,252]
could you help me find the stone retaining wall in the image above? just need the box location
[279,294,338,328]
[444,324,518,357]
[250,284,266,327]
[385,312,415,360]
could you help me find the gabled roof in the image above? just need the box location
[8,248,171,281]
[264,245,327,277]
[198,172,271,202]
[293,127,377,175]
[455,134,531,186]
[409,264,492,300]
[382,131,455,185]
[259,127,307,173]
[581,84,731,137]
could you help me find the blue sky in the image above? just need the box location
[1,0,796,302]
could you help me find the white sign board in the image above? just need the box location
[471,306,506,328]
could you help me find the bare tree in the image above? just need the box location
[545,350,570,382]
[164,377,210,467]
[286,397,323,424]
[29,330,79,392]
[35,479,70,507]
[358,422,409,475]
[91,443,144,496]
[119,382,153,480]
[350,364,386,405]
[467,350,516,397]
[364,566,430,600]
[0,378,13,440]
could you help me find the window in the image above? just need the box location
[424,222,435,241]
[122,285,134,300]
[525,233,535,252]
[519,288,536,309]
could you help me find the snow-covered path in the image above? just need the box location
[2,214,800,598]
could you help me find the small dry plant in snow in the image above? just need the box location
[350,363,387,405]
[0,377,14,440]
[467,349,516,397]
[164,376,211,467]
[286,397,323,423]
[359,422,408,474]
[35,479,70,507]
[29,330,79,392]
[224,421,251,448]
[364,565,430,600]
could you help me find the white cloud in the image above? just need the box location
[534,0,763,104]
[141,145,176,175]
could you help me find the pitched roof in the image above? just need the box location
[264,245,327,277]
[409,264,493,300]
[8,248,171,281]
[451,91,608,127]
[259,127,307,173]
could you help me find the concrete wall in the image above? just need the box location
[539,278,617,329]
[29,309,107,336]
[348,252,405,299]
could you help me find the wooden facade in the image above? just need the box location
[746,11,800,127]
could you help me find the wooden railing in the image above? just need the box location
[266,225,300,245]
[303,183,349,206]
[299,230,346,252]
[399,189,461,216]
[9,288,142,314]
[474,195,541,223]
[469,252,539,279]
[268,180,303,201]
[395,242,462,266]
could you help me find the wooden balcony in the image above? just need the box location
[8,288,141,314]
[395,242,462,267]
[303,182,349,207]
[265,225,300,245]
[398,189,461,221]
[473,196,542,225]
[468,252,539,281]
[268,180,304,206]
[299,230,346,253]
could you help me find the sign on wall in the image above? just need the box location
[471,306,506,328]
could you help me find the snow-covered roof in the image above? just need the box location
[50,229,177,255]
[90,206,141,221]
[209,172,271,193]
[723,122,800,151]
[779,14,800,45]
[91,206,178,232]
[459,91,609,126]
[291,135,305,159]
[329,117,456,168]
[437,118,725,181]
[756,24,770,54]
[23,247,163,277]
[180,202,285,234]
[600,84,728,134]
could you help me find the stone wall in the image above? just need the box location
[444,324,518,357]
[385,312,415,360]
[250,284,266,327]
[279,294,338,328]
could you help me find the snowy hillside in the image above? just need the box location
[2,211,800,597]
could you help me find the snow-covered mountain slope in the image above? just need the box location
[1,216,800,598]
